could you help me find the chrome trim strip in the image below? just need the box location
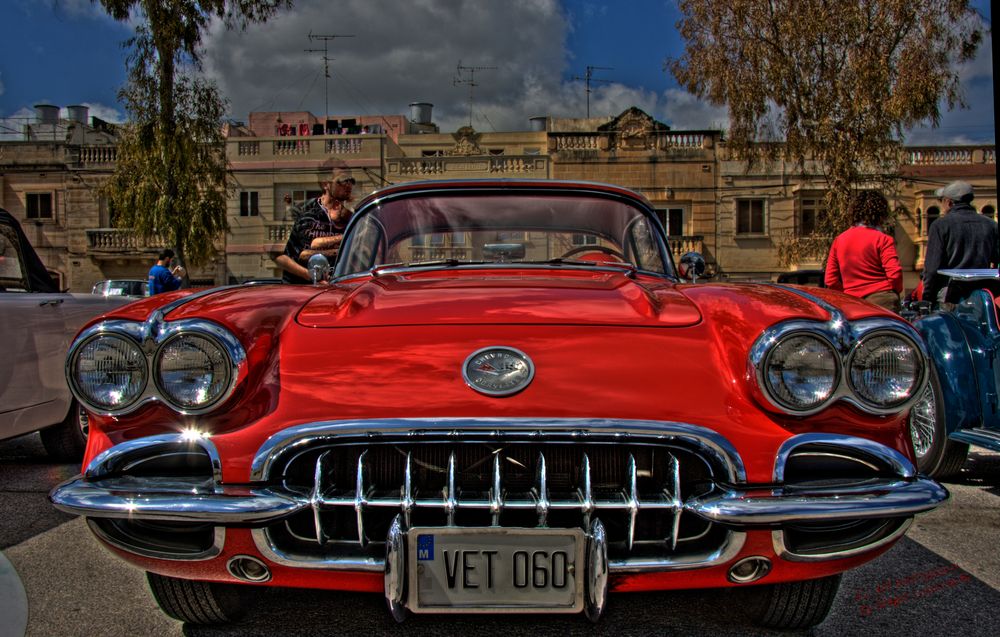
[50,477,307,523]
[580,454,594,530]
[625,455,638,551]
[67,316,247,417]
[773,433,917,482]
[669,455,682,551]
[535,452,549,527]
[249,419,747,483]
[86,518,225,562]
[355,451,368,547]
[83,433,223,484]
[748,316,929,417]
[51,473,945,527]
[771,518,914,562]
[403,453,415,529]
[489,453,502,527]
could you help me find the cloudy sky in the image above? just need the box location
[0,0,993,143]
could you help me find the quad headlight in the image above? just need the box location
[70,335,147,410]
[67,319,246,416]
[154,333,232,411]
[763,334,839,411]
[847,333,923,408]
[751,319,926,416]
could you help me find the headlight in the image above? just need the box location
[848,334,922,407]
[154,334,233,411]
[71,335,147,410]
[763,334,839,411]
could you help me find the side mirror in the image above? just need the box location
[307,254,331,284]
[678,252,706,283]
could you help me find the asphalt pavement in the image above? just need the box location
[2,433,998,637]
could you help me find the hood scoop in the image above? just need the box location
[297,269,701,328]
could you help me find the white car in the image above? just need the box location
[0,209,132,460]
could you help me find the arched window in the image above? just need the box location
[982,205,995,220]
[926,206,941,234]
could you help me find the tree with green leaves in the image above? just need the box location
[98,0,291,278]
[669,0,983,263]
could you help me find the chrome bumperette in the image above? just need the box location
[66,316,247,417]
[84,433,223,483]
[749,315,929,416]
[51,420,947,567]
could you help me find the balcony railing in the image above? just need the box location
[391,155,548,178]
[87,228,165,252]
[227,134,382,163]
[668,235,704,259]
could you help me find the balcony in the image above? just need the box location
[227,134,383,164]
[389,155,548,179]
[87,228,164,255]
[668,235,704,259]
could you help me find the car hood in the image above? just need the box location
[297,269,703,328]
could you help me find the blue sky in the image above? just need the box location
[0,0,993,143]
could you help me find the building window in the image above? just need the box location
[925,206,940,235]
[26,193,53,220]
[736,199,765,235]
[655,208,685,237]
[240,191,259,217]
[572,234,599,246]
[797,196,825,236]
[981,205,995,220]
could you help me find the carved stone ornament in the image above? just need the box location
[599,107,670,151]
[449,126,484,156]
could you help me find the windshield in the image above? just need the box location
[336,190,672,277]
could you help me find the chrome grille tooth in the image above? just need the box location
[669,454,682,551]
[626,454,639,551]
[580,453,594,529]
[310,451,330,546]
[354,450,368,547]
[445,452,457,526]
[402,452,414,529]
[490,451,502,526]
[535,451,549,527]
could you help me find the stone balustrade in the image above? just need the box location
[267,223,293,243]
[392,155,547,177]
[78,145,117,165]
[669,235,705,258]
[226,134,382,163]
[905,146,995,165]
[87,228,164,251]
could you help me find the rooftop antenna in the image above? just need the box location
[305,32,355,120]
[453,60,497,128]
[571,66,614,118]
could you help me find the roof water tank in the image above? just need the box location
[67,105,89,125]
[409,102,433,124]
[529,116,547,132]
[35,104,59,125]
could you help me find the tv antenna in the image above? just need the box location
[453,60,496,128]
[571,66,614,118]
[305,32,355,119]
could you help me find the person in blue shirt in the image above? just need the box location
[148,249,185,295]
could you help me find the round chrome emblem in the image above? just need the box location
[462,346,535,397]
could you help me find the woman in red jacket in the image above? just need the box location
[824,190,903,312]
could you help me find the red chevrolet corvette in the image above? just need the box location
[51,180,945,628]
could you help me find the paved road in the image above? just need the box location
[2,433,999,637]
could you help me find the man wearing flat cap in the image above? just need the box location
[275,169,357,283]
[921,180,999,304]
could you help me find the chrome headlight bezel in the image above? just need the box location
[845,330,926,410]
[67,333,148,412]
[750,317,928,416]
[66,317,247,417]
[760,332,841,413]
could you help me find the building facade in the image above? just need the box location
[1,104,995,291]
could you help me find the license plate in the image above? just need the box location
[407,527,585,613]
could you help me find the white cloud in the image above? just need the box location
[201,0,571,132]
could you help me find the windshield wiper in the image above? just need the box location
[538,258,637,274]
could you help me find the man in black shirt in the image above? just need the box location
[922,180,999,303]
[275,169,356,283]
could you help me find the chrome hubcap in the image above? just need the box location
[908,384,936,458]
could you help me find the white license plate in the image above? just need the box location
[407,527,585,613]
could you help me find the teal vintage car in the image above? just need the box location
[909,270,1000,477]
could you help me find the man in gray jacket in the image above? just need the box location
[921,180,999,304]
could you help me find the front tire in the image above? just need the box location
[744,574,841,629]
[147,572,244,625]
[39,401,88,462]
[908,367,968,478]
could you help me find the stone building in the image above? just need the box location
[1,103,995,291]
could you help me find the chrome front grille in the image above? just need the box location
[259,438,740,571]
